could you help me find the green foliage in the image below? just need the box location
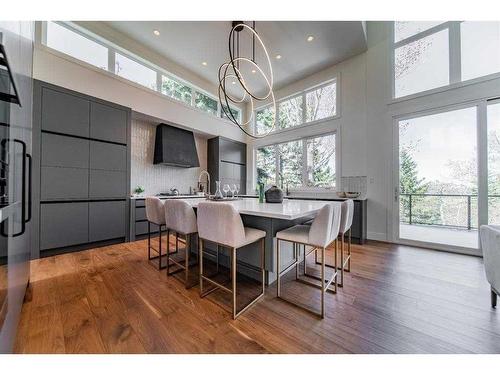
[161,77,192,105]
[195,92,218,115]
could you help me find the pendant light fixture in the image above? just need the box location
[218,21,276,138]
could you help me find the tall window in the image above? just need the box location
[256,133,336,189]
[255,80,337,135]
[393,21,500,99]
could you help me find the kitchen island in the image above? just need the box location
[131,196,336,284]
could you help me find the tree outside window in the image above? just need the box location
[161,76,192,105]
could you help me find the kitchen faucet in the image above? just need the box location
[198,170,211,196]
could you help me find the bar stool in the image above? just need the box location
[276,202,342,318]
[145,197,167,270]
[164,199,198,288]
[338,199,354,287]
[197,201,266,319]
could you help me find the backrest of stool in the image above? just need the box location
[145,197,165,225]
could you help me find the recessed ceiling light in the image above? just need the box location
[202,61,207,66]
[307,35,314,42]
[153,29,160,36]
[232,81,236,85]
[275,54,282,60]
[251,69,256,74]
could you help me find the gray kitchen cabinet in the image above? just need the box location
[208,137,247,195]
[40,202,89,250]
[90,141,127,171]
[33,80,131,258]
[135,221,156,236]
[41,87,90,137]
[90,102,128,144]
[89,201,126,242]
[219,137,246,164]
[41,132,89,169]
[41,166,89,200]
[89,169,127,198]
[135,206,147,221]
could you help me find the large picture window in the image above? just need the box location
[392,21,500,99]
[256,133,336,190]
[255,80,338,135]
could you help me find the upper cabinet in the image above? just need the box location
[41,87,89,137]
[90,102,128,144]
[208,137,247,194]
[219,137,246,164]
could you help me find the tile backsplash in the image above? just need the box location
[130,119,207,196]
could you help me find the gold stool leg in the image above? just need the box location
[199,238,204,296]
[339,233,345,287]
[321,246,326,318]
[334,239,338,293]
[232,247,237,319]
[261,238,266,295]
[347,230,352,272]
[185,234,190,287]
[276,239,281,297]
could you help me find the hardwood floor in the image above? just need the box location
[13,237,500,353]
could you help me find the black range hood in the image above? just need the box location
[153,123,200,168]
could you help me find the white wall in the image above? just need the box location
[130,117,207,196]
[32,22,246,143]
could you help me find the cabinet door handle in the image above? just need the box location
[12,139,27,237]
[26,153,32,223]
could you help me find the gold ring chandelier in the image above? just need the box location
[218,21,276,138]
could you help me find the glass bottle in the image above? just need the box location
[215,181,224,199]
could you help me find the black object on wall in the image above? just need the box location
[153,123,199,168]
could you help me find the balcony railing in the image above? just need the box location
[400,193,500,230]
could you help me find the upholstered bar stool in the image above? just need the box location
[164,199,198,288]
[197,201,266,319]
[145,197,167,270]
[276,202,342,318]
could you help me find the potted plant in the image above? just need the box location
[133,185,145,197]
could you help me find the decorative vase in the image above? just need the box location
[265,185,284,203]
[258,183,265,203]
[214,181,224,199]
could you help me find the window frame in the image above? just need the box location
[391,21,500,101]
[39,21,241,123]
[254,130,339,192]
[253,77,340,136]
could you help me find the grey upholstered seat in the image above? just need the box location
[275,202,342,318]
[145,196,166,225]
[197,201,266,319]
[197,201,266,248]
[277,203,342,248]
[164,199,197,235]
[480,225,500,307]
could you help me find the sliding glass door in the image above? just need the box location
[397,106,479,250]
[394,99,500,253]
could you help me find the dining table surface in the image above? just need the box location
[182,197,336,220]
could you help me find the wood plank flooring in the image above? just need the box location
[14,237,500,353]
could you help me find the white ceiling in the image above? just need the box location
[105,21,367,98]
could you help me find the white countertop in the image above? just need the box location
[171,197,333,220]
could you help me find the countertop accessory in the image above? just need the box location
[265,185,284,203]
[336,191,347,198]
[345,192,360,198]
[133,185,145,197]
[257,183,265,203]
[214,181,224,199]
